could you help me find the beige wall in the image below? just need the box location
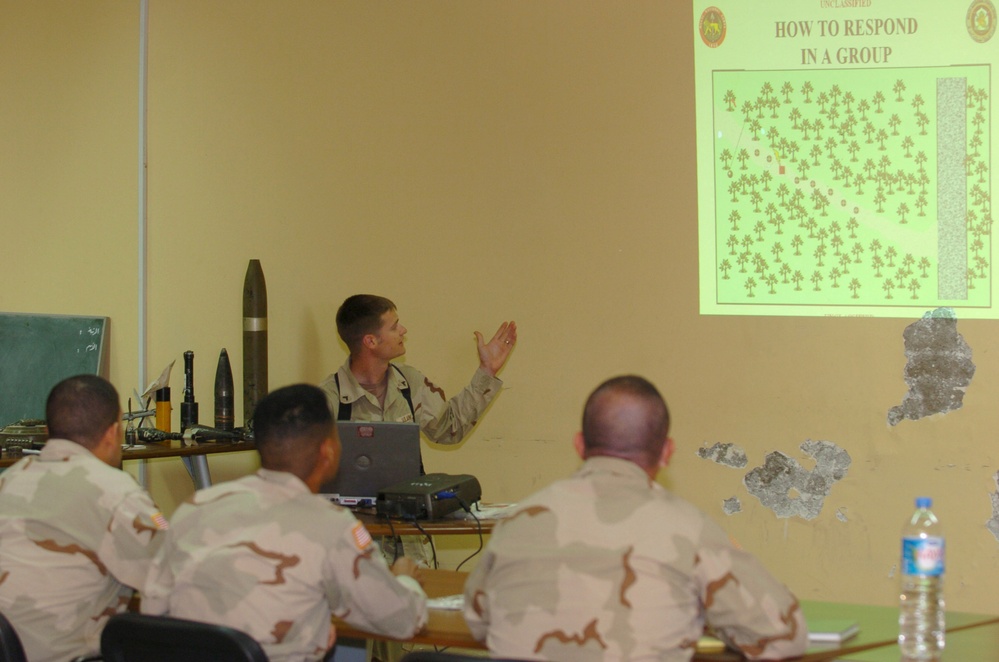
[3,1,997,614]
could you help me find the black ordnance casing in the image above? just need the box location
[214,348,235,431]
[242,259,268,427]
[180,350,198,432]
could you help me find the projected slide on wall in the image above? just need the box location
[694,2,995,318]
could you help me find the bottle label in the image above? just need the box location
[902,536,945,576]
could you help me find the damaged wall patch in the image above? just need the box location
[744,440,852,520]
[697,442,749,468]
[988,471,999,543]
[888,308,975,426]
[723,496,742,515]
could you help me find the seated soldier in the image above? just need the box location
[143,383,427,662]
[0,374,168,662]
[464,375,808,661]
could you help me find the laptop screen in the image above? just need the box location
[319,421,422,506]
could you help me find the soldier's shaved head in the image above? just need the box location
[46,375,120,449]
[581,375,670,470]
[252,384,335,480]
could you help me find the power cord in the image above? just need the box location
[376,491,481,570]
[384,516,401,565]
[409,518,438,569]
[453,496,483,572]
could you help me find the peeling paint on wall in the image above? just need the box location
[743,440,851,520]
[987,471,999,543]
[723,496,742,515]
[697,442,749,468]
[835,508,848,523]
[887,308,975,426]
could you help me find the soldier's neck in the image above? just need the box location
[349,354,390,390]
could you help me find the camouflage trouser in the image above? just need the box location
[369,535,432,662]
[369,638,402,662]
[377,535,432,566]
[328,637,401,662]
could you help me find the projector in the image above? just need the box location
[376,473,482,520]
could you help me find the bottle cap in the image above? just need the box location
[915,497,932,509]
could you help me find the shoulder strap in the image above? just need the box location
[391,365,424,475]
[333,373,352,421]
[391,364,416,419]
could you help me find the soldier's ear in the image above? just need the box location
[659,437,675,468]
[323,434,340,468]
[572,432,587,460]
[304,437,339,494]
[92,420,122,466]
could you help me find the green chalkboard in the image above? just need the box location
[0,313,110,426]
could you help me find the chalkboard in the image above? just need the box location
[0,313,110,426]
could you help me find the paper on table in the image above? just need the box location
[427,594,464,611]
[425,595,732,656]
[445,503,519,520]
[807,619,860,643]
[696,636,726,653]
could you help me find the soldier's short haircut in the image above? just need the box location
[581,375,671,469]
[46,375,120,448]
[336,294,397,354]
[252,383,333,477]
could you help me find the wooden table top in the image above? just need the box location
[119,439,255,461]
[838,618,999,660]
[335,570,999,661]
[333,568,478,649]
[662,600,999,662]
[351,508,497,537]
[0,439,255,468]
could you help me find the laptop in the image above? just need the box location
[319,421,422,507]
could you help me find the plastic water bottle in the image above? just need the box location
[898,497,945,660]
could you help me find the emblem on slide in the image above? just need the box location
[699,7,727,48]
[967,0,996,43]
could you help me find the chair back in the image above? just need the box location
[399,652,528,662]
[101,613,267,662]
[0,612,27,662]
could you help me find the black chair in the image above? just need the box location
[399,652,528,661]
[100,613,267,662]
[0,612,27,662]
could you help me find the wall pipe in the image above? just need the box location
[137,0,149,487]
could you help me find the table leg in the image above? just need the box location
[182,455,212,489]
[330,637,368,662]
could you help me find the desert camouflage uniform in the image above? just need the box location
[320,360,501,565]
[0,438,168,662]
[319,361,501,445]
[464,456,808,662]
[321,361,501,661]
[142,468,428,662]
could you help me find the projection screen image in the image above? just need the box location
[694,2,995,318]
